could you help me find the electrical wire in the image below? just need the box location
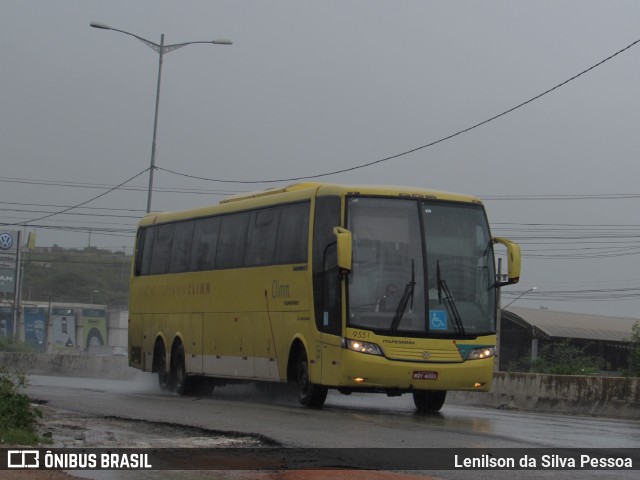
[156,35,640,184]
[4,168,149,226]
[0,201,146,213]
[0,208,140,219]
[0,176,244,196]
[502,286,640,302]
[482,193,640,201]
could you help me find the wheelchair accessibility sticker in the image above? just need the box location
[429,310,448,330]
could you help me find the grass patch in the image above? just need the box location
[0,368,45,445]
[0,337,36,353]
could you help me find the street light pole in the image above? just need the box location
[502,287,538,310]
[495,286,537,372]
[147,33,164,214]
[90,22,232,213]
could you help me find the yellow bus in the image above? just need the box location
[129,182,520,412]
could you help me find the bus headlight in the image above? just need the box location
[344,339,383,356]
[465,347,495,360]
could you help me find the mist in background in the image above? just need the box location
[1,1,639,317]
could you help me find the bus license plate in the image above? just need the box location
[413,371,438,380]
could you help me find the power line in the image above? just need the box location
[483,193,640,201]
[503,287,640,302]
[525,250,640,260]
[0,212,137,227]
[0,201,146,213]
[476,221,639,229]
[26,249,131,257]
[22,225,136,237]
[491,222,640,259]
[156,35,640,184]
[0,208,140,219]
[0,176,244,196]
[4,169,149,226]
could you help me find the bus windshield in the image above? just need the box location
[347,197,496,337]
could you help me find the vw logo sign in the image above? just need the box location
[0,233,14,250]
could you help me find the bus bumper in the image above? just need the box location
[334,350,494,392]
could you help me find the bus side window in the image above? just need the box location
[275,202,310,264]
[245,208,279,266]
[168,220,196,274]
[135,227,152,276]
[216,212,250,269]
[190,216,221,272]
[149,224,174,275]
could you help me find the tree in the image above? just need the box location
[22,247,131,307]
[508,340,607,375]
[627,321,640,377]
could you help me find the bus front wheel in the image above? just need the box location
[413,390,447,413]
[296,351,328,408]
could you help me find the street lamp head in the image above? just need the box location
[90,21,112,30]
[90,23,232,213]
[502,286,538,310]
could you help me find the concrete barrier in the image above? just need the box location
[0,352,138,380]
[2,353,638,418]
[449,371,640,419]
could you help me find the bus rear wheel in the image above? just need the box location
[156,347,170,390]
[170,344,191,395]
[413,390,447,413]
[296,351,328,408]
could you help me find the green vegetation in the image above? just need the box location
[0,337,35,353]
[22,246,132,307]
[0,368,44,445]
[508,340,608,375]
[622,321,640,377]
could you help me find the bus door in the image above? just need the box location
[313,196,343,385]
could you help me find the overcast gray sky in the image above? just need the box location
[1,1,639,318]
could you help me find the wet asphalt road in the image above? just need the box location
[26,374,640,479]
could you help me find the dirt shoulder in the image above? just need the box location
[1,405,439,480]
[1,404,260,480]
[35,405,267,448]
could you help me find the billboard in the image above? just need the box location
[52,308,76,350]
[0,230,19,293]
[24,307,46,352]
[0,306,14,338]
[83,308,106,350]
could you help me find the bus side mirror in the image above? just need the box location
[333,227,352,274]
[493,237,521,286]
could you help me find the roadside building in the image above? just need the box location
[499,307,637,373]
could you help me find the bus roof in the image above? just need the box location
[138,182,482,226]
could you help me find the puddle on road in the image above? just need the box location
[38,405,274,448]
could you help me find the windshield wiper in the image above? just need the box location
[436,260,465,336]
[390,259,415,334]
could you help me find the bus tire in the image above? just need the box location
[296,350,328,408]
[413,390,447,413]
[154,341,170,390]
[170,343,191,395]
